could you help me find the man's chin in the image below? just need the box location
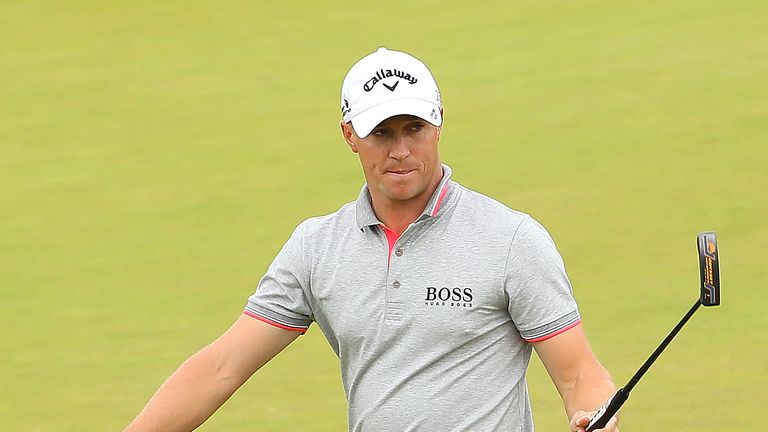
[381,186,423,203]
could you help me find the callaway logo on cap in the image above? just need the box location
[341,47,442,138]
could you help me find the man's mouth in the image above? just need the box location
[386,168,415,175]
[386,169,415,177]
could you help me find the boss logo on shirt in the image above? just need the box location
[424,286,473,308]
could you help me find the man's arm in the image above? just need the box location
[533,324,619,432]
[124,315,302,432]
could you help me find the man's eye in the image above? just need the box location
[372,129,386,136]
[410,123,425,131]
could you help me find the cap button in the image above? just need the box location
[377,47,388,52]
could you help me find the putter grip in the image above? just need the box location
[584,388,629,432]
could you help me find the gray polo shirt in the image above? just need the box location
[246,165,580,431]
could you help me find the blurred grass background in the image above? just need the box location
[1,0,766,430]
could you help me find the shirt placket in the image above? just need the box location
[381,223,416,325]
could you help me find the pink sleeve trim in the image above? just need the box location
[525,320,581,343]
[243,311,308,334]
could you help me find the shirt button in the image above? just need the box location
[392,280,401,289]
[395,248,403,257]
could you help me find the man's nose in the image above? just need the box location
[389,134,410,160]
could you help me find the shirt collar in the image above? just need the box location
[355,164,455,230]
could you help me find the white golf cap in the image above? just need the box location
[341,47,442,138]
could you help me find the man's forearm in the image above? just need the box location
[562,363,617,419]
[124,346,245,432]
[124,316,301,431]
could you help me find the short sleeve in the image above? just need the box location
[504,216,580,342]
[244,222,313,333]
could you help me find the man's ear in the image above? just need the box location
[340,121,359,153]
[437,106,445,140]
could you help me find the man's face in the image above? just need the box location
[341,114,442,206]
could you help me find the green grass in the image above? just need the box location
[1,1,766,430]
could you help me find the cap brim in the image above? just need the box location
[350,98,442,138]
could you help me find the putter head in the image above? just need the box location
[697,232,720,306]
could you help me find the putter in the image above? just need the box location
[584,231,721,431]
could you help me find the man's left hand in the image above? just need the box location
[569,410,619,432]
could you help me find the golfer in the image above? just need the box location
[125,47,619,432]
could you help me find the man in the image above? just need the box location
[125,47,619,432]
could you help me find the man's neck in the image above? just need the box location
[369,169,444,235]
[371,198,428,235]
